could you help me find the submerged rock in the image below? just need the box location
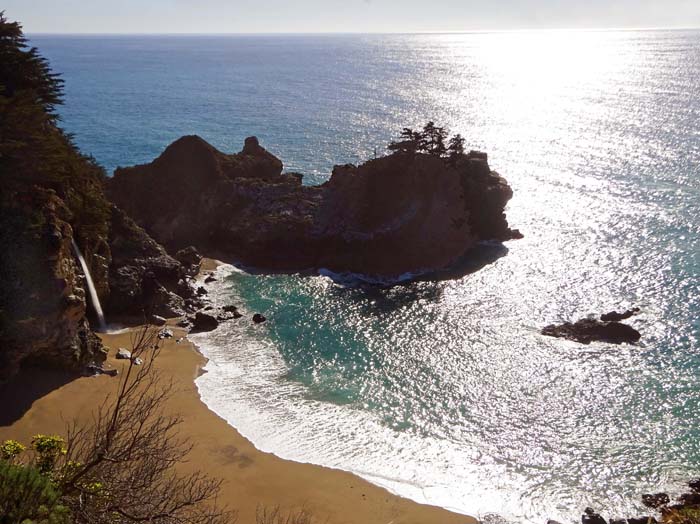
[542,318,641,344]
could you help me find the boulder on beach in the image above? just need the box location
[157,328,174,339]
[116,348,132,360]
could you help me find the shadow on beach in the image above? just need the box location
[0,367,80,427]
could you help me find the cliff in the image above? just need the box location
[0,188,105,380]
[0,15,198,381]
[108,136,519,278]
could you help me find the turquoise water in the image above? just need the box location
[32,30,700,522]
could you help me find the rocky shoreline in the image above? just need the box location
[563,479,700,524]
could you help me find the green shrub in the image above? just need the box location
[0,439,26,462]
[0,461,70,524]
[31,435,66,475]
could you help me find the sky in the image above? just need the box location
[5,0,700,33]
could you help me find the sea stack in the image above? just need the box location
[108,136,520,279]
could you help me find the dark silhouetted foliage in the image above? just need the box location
[387,122,465,162]
[0,11,110,244]
[0,460,70,524]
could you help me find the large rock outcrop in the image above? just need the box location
[107,205,201,318]
[108,136,519,278]
[0,14,199,382]
[0,188,106,381]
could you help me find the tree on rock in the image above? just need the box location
[387,122,466,161]
[447,133,465,161]
[419,121,448,157]
[387,127,422,155]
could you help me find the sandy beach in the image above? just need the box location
[0,304,474,524]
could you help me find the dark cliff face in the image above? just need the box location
[0,14,200,382]
[108,136,519,278]
[106,205,201,319]
[0,188,106,381]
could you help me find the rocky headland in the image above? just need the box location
[1,130,520,381]
[108,135,520,279]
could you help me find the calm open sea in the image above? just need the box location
[31,31,700,523]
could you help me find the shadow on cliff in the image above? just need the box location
[417,241,509,283]
[320,242,509,315]
[0,367,80,426]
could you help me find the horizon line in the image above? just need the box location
[25,26,700,37]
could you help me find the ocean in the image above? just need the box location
[30,30,700,523]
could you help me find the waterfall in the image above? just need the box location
[71,238,107,332]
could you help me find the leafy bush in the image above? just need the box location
[0,460,69,524]
[0,439,26,462]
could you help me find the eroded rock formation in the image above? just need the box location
[0,188,106,380]
[108,136,520,278]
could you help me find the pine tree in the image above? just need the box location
[419,121,447,156]
[0,12,110,241]
[447,133,465,160]
[387,127,422,155]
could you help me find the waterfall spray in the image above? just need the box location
[71,238,107,332]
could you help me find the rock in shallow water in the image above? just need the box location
[600,308,640,322]
[252,313,267,324]
[542,318,641,344]
[642,493,670,509]
[190,312,219,333]
[582,508,607,524]
[626,517,657,524]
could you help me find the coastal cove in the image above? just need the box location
[0,310,473,524]
[0,26,698,524]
